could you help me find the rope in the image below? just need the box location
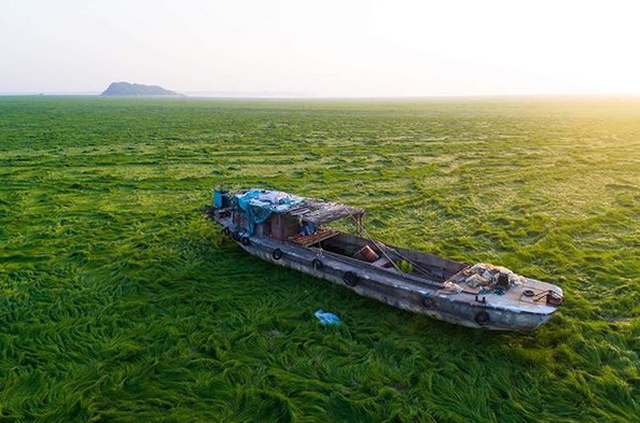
[345,209,439,278]
[347,210,401,272]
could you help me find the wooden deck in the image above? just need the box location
[289,227,339,247]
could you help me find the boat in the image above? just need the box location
[204,188,563,331]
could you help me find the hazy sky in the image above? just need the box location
[2,0,639,97]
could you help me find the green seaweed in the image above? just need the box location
[0,96,639,422]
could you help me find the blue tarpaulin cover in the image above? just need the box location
[235,189,305,235]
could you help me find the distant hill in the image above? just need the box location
[101,82,183,97]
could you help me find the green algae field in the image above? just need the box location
[1,96,639,422]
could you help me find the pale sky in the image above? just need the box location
[1,0,639,97]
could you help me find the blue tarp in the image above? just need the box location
[235,189,304,235]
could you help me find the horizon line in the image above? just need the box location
[2,91,640,100]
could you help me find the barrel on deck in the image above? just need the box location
[356,245,380,263]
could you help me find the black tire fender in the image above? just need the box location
[343,271,359,287]
[421,295,436,309]
[272,248,283,261]
[241,236,251,246]
[312,258,323,270]
[475,310,490,326]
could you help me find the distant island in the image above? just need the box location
[101,82,183,97]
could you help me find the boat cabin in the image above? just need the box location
[215,188,365,243]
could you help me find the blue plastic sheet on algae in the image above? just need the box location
[314,310,341,326]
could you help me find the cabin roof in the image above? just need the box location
[286,199,364,225]
[233,188,364,225]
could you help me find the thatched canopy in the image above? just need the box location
[286,199,364,225]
